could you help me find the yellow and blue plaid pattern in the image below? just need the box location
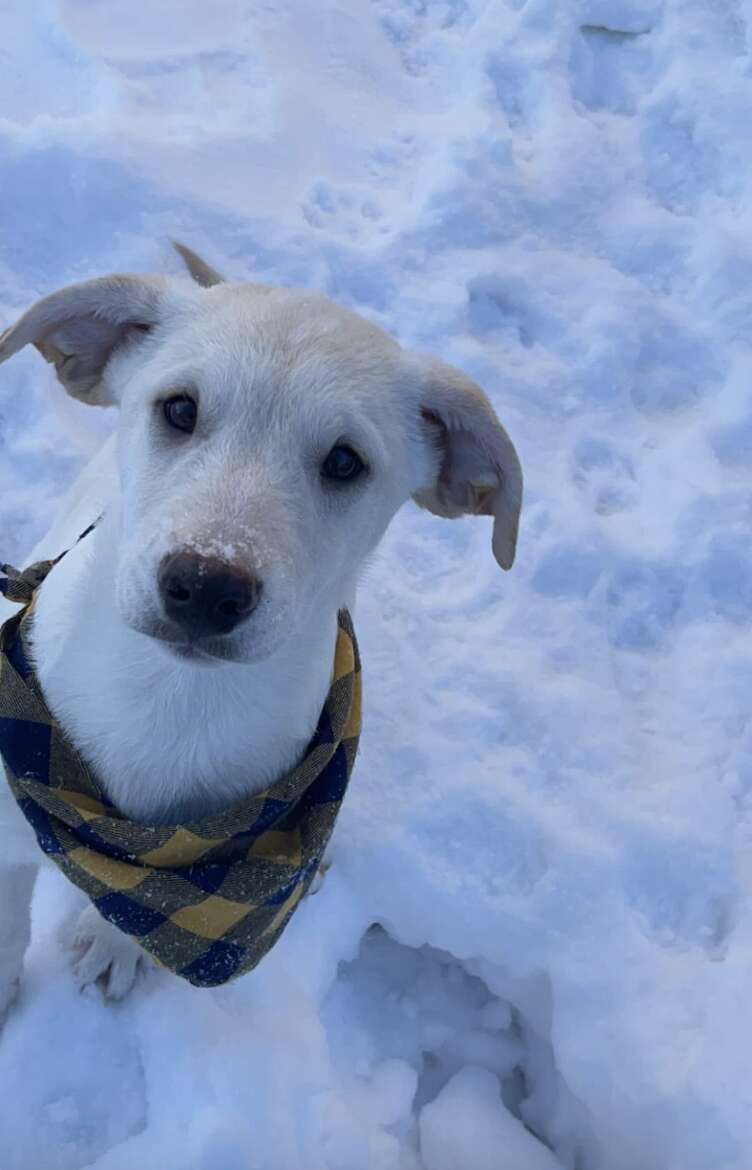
[0,550,361,988]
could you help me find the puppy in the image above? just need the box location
[0,248,522,1004]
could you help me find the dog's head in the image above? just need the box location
[0,249,522,665]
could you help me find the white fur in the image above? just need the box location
[0,259,522,1000]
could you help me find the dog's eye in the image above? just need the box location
[320,444,366,483]
[163,395,197,434]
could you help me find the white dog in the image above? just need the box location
[0,247,522,1007]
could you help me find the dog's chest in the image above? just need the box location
[39,649,318,823]
[29,559,332,824]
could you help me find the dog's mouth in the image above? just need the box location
[159,641,227,668]
[129,615,245,665]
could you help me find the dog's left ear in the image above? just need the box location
[411,357,523,570]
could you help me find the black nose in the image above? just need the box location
[158,552,262,639]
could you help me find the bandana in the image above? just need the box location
[0,544,361,988]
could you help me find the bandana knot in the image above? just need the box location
[0,560,56,605]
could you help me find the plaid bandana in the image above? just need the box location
[0,544,361,988]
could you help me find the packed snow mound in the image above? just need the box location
[2,1,752,1167]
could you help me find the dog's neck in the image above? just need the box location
[30,519,341,824]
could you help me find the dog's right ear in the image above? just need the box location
[0,275,172,406]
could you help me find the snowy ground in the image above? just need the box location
[1,0,752,1166]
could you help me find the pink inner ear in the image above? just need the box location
[422,407,495,501]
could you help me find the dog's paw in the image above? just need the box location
[69,906,149,1000]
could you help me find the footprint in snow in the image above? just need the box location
[569,23,656,116]
[301,180,388,242]
[604,558,684,653]
[571,436,638,517]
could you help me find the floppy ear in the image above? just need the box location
[172,241,224,288]
[412,358,523,570]
[0,275,170,406]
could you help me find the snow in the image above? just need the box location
[1,0,752,1167]
[420,1066,562,1170]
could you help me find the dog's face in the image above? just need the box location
[111,287,435,663]
[0,258,522,665]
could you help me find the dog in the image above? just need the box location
[0,245,522,1007]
